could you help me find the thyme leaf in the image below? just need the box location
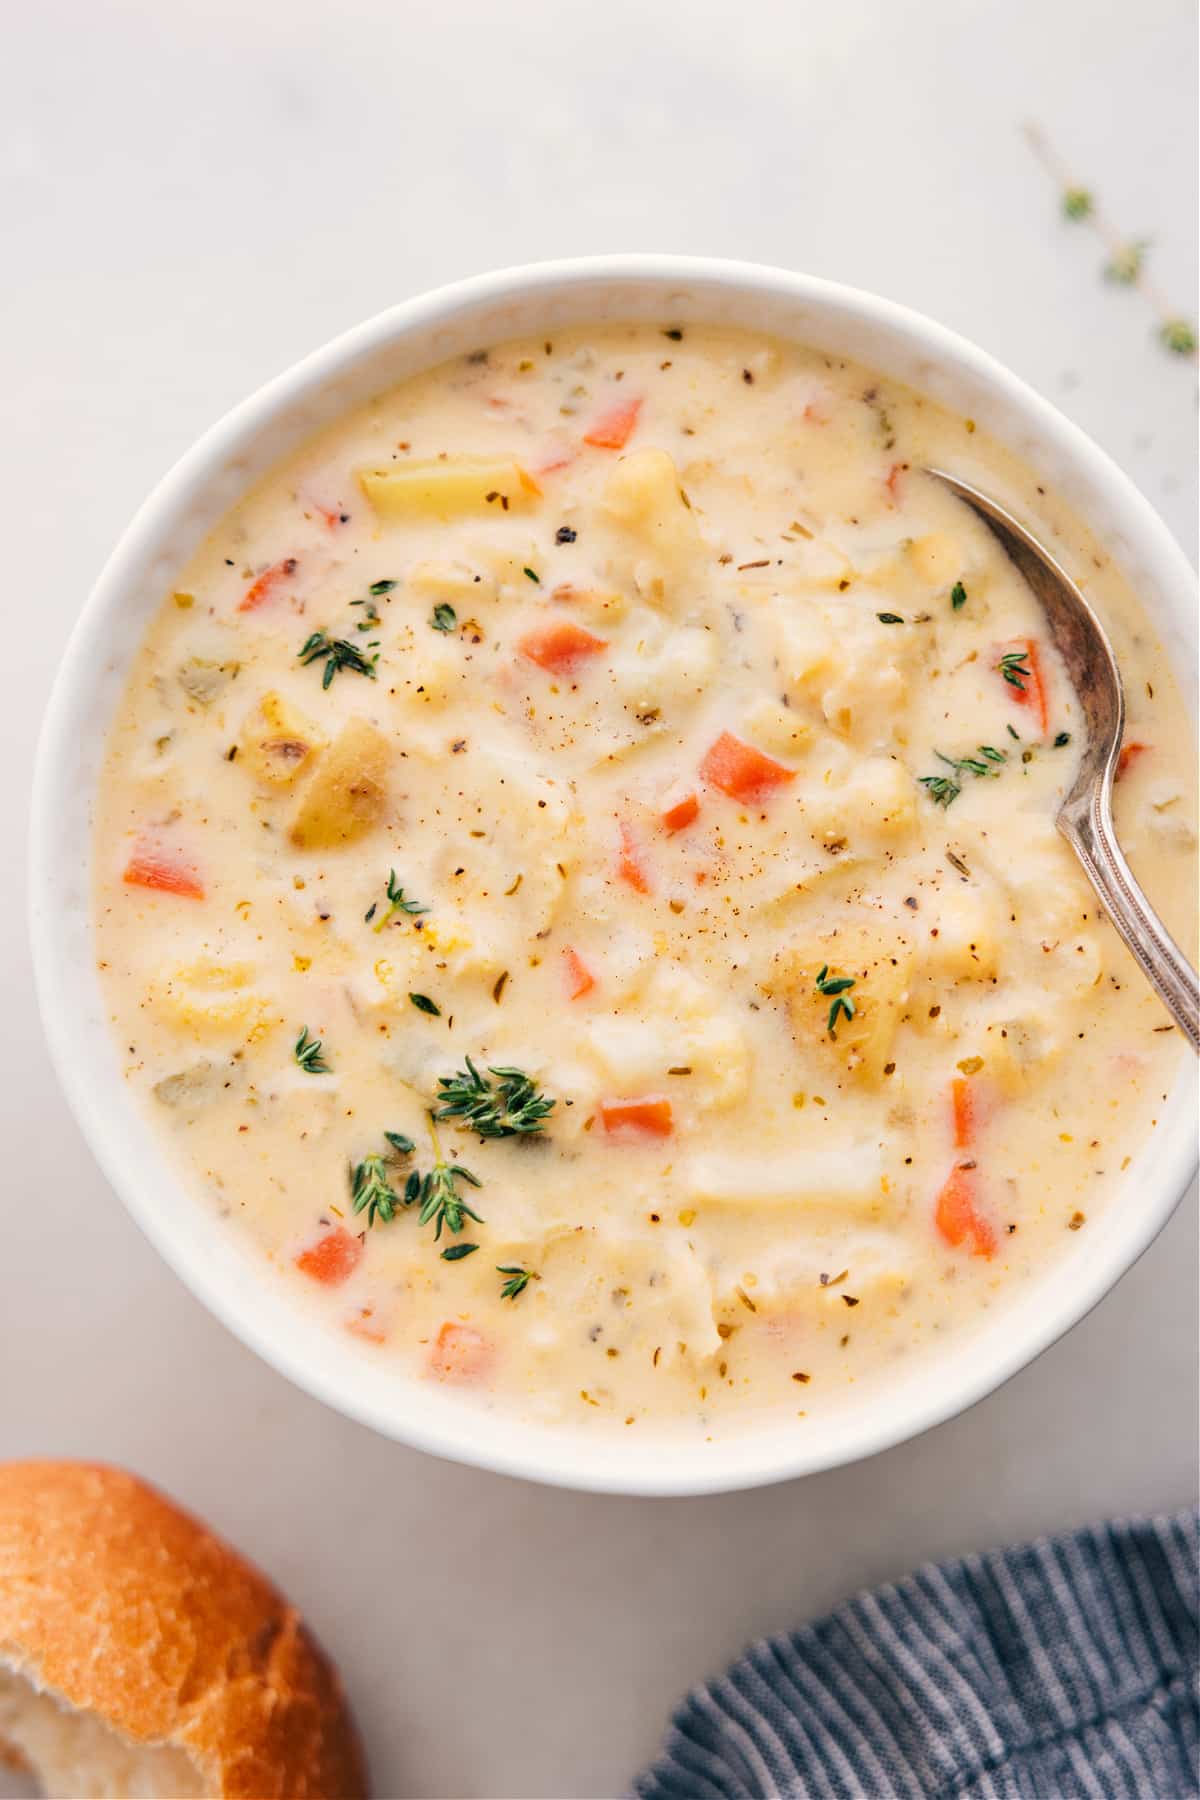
[298,629,378,689]
[434,1056,555,1138]
[997,649,1031,691]
[498,1264,536,1300]
[370,870,429,931]
[815,966,857,1039]
[349,1131,416,1228]
[294,1026,330,1074]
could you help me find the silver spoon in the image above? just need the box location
[927,468,1199,1051]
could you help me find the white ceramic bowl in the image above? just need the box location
[30,257,1197,1496]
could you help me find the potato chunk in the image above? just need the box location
[154,959,271,1040]
[602,448,705,607]
[358,459,541,520]
[239,690,325,787]
[769,923,915,1084]
[289,716,391,849]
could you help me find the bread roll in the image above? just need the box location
[0,1461,366,1798]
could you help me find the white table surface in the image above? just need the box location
[3,2,1196,1795]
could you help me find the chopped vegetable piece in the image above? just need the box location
[237,556,299,613]
[563,946,596,999]
[885,463,904,500]
[617,821,652,893]
[934,1165,996,1259]
[289,717,390,850]
[295,1225,363,1286]
[1117,741,1149,780]
[996,639,1050,736]
[518,619,607,675]
[661,790,700,833]
[600,1096,674,1140]
[123,844,204,900]
[358,459,541,519]
[583,396,642,450]
[951,1076,974,1149]
[700,731,796,802]
[428,1321,493,1383]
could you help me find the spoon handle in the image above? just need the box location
[1060,789,1200,1052]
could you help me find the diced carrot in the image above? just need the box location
[885,463,904,500]
[951,1077,974,1150]
[700,731,796,802]
[996,638,1050,736]
[617,821,652,893]
[537,454,576,476]
[563,946,596,999]
[123,844,204,900]
[600,1097,674,1141]
[934,1165,996,1259]
[583,396,642,450]
[518,619,608,676]
[345,1306,387,1344]
[295,1225,363,1287]
[237,556,300,613]
[1117,741,1149,780]
[312,502,346,530]
[661,790,700,833]
[428,1321,493,1384]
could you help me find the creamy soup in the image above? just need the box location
[93,324,1196,1436]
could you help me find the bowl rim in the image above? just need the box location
[29,254,1198,1496]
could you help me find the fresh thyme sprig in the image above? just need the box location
[294,1026,330,1074]
[997,649,1031,691]
[349,1130,415,1228]
[415,1117,484,1240]
[298,629,379,689]
[350,598,381,631]
[919,745,1007,808]
[1023,124,1196,359]
[434,1057,555,1139]
[367,869,429,930]
[815,965,857,1038]
[498,1264,537,1300]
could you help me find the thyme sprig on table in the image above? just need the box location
[434,1057,555,1139]
[293,1026,330,1074]
[815,965,857,1038]
[366,870,429,930]
[298,628,378,689]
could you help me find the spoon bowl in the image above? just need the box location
[928,467,1199,1051]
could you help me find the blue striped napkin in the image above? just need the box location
[634,1511,1198,1799]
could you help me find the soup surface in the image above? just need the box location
[94,324,1196,1435]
